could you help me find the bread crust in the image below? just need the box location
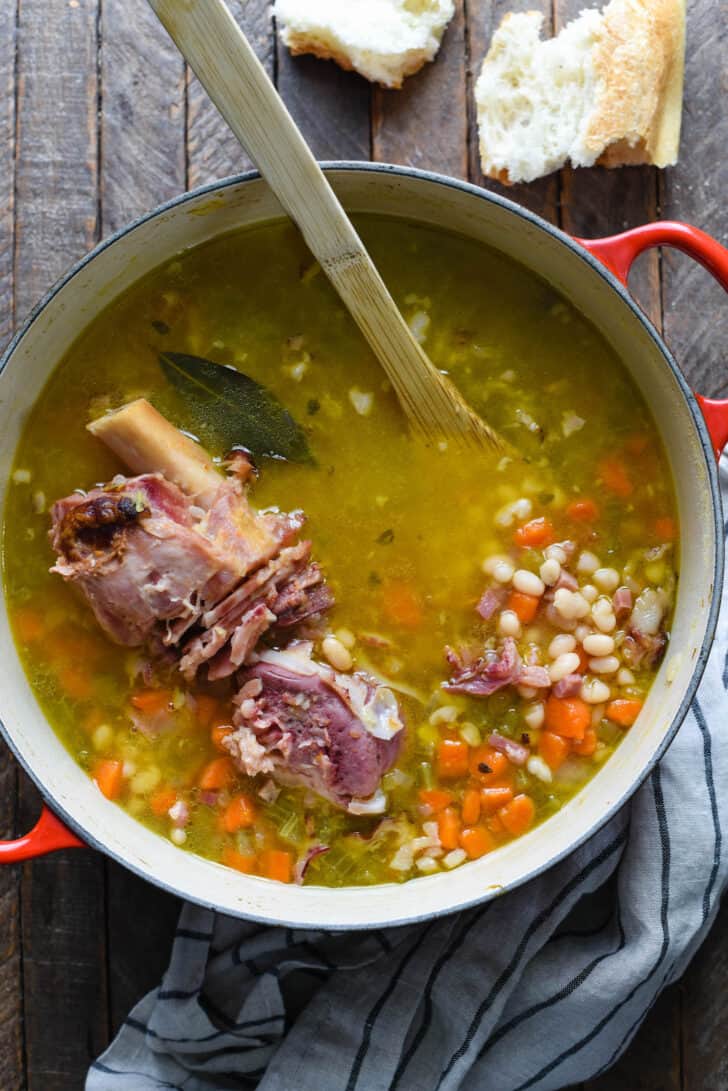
[587,0,685,168]
[282,31,429,90]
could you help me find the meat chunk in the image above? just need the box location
[223,644,404,809]
[50,402,331,674]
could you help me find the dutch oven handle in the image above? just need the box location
[578,222,728,460]
[0,805,85,862]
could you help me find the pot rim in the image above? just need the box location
[0,162,722,929]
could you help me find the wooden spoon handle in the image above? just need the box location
[148,0,503,450]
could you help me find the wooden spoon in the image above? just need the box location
[148,0,504,452]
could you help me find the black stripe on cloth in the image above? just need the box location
[344,921,439,1091]
[692,697,723,923]
[157,989,198,1000]
[510,768,672,1091]
[374,930,394,952]
[199,991,285,1035]
[480,900,625,1057]
[390,908,494,1090]
[433,825,628,1089]
[174,928,214,942]
[90,1060,181,1088]
[124,1013,283,1044]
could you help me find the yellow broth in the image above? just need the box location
[2,216,677,885]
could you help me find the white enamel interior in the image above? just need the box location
[0,168,720,929]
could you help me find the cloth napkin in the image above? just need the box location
[87,461,728,1091]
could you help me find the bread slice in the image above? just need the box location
[475,0,685,184]
[274,0,456,90]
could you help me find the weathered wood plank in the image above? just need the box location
[465,0,558,222]
[99,0,188,1040]
[15,2,109,1087]
[187,0,274,188]
[275,34,370,161]
[100,0,186,235]
[0,7,23,1089]
[372,0,468,179]
[681,902,728,1090]
[583,985,682,1091]
[659,0,728,395]
[554,0,660,325]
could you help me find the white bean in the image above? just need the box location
[617,667,636,686]
[589,655,620,675]
[322,635,353,672]
[430,705,459,725]
[544,544,568,565]
[171,828,187,846]
[517,684,537,700]
[459,722,481,747]
[513,569,545,597]
[443,848,467,869]
[335,627,356,649]
[92,723,114,752]
[527,755,553,783]
[482,553,511,576]
[524,702,545,730]
[593,567,620,592]
[581,678,611,704]
[554,588,590,620]
[591,598,617,632]
[580,583,598,603]
[499,610,521,637]
[582,633,615,656]
[574,624,592,643]
[577,550,600,575]
[416,856,439,874]
[493,560,515,584]
[540,558,561,586]
[131,767,161,794]
[549,652,581,682]
[548,634,576,658]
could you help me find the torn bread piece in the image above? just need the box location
[475,0,685,184]
[274,0,455,90]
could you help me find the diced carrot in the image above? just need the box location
[94,759,124,801]
[382,583,424,628]
[149,787,178,817]
[486,813,505,836]
[198,756,236,791]
[131,689,173,714]
[544,696,590,741]
[480,785,514,813]
[437,737,469,779]
[211,724,233,753]
[437,807,462,850]
[605,698,644,728]
[461,788,481,826]
[508,591,540,624]
[539,731,571,770]
[260,849,293,883]
[459,825,495,859]
[222,794,256,833]
[58,666,92,700]
[624,432,649,456]
[566,498,599,523]
[655,516,676,542]
[418,788,454,812]
[572,728,598,757]
[469,745,509,784]
[599,456,633,498]
[576,647,590,674]
[195,695,221,728]
[498,794,536,837]
[13,607,44,644]
[513,517,555,548]
[222,846,257,874]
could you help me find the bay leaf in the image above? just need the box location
[159,351,312,463]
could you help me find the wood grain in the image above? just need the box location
[0,4,23,1089]
[14,2,108,1087]
[187,0,274,187]
[554,0,660,325]
[275,34,370,161]
[465,0,558,222]
[682,904,728,1090]
[99,0,188,1041]
[659,0,728,395]
[372,0,468,179]
[100,0,186,235]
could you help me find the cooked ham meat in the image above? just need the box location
[444,637,550,697]
[223,644,404,809]
[49,401,331,676]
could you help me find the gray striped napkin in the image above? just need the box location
[87,462,728,1091]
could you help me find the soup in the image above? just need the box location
[2,216,677,886]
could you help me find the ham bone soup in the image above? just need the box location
[2,216,677,886]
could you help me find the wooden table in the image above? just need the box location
[0,1,726,1088]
